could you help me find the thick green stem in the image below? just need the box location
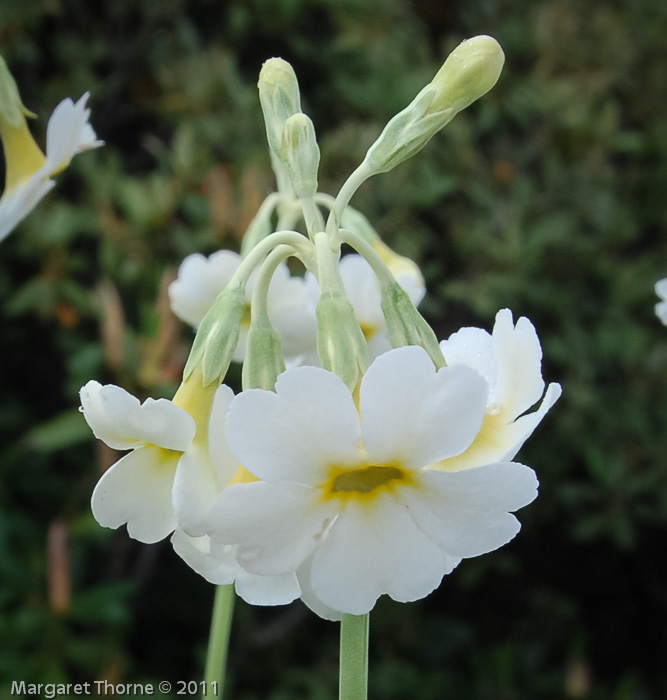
[203,584,235,699]
[339,613,369,700]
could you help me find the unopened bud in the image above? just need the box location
[364,35,504,174]
[242,316,286,390]
[183,284,247,385]
[381,280,445,369]
[281,113,320,198]
[258,58,302,164]
[317,291,369,392]
[429,35,505,115]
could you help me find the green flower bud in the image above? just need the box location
[380,280,445,369]
[281,113,320,199]
[317,290,369,392]
[242,316,286,390]
[258,58,302,165]
[364,35,504,175]
[183,284,247,386]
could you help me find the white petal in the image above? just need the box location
[309,497,449,615]
[440,326,496,388]
[91,446,179,543]
[405,463,538,558]
[208,481,335,576]
[492,310,546,421]
[225,366,362,484]
[656,279,667,325]
[80,380,196,451]
[0,175,55,242]
[169,250,242,328]
[296,555,343,621]
[434,382,561,471]
[171,530,237,585]
[499,382,562,461]
[45,94,102,174]
[208,384,241,487]
[235,568,301,606]
[339,254,385,328]
[172,445,222,537]
[360,346,488,469]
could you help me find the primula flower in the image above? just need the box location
[208,345,538,616]
[655,278,667,325]
[437,309,561,472]
[169,250,317,362]
[0,85,102,242]
[80,379,235,543]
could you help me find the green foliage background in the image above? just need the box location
[1,0,667,698]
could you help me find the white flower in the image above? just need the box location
[80,378,235,544]
[305,253,426,361]
[168,250,317,362]
[437,308,561,471]
[0,93,102,243]
[208,345,538,616]
[655,278,667,325]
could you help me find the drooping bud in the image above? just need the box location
[258,58,302,166]
[183,284,247,386]
[242,314,286,391]
[380,280,445,369]
[281,113,320,199]
[363,35,504,175]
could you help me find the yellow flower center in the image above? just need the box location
[321,462,413,504]
[0,114,46,191]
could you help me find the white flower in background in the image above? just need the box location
[80,379,236,544]
[0,57,102,242]
[437,309,561,472]
[306,253,426,361]
[655,278,667,325]
[169,250,317,362]
[208,345,538,616]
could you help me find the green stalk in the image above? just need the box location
[203,584,235,699]
[339,613,369,700]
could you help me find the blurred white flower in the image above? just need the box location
[169,250,317,362]
[0,91,102,242]
[655,278,667,325]
[437,308,561,472]
[208,345,538,616]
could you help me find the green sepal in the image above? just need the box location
[183,284,247,386]
[381,280,445,369]
[242,319,286,391]
[316,291,369,392]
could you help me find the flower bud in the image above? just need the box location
[316,290,369,392]
[183,284,247,386]
[281,113,320,199]
[242,316,286,390]
[380,280,445,368]
[363,35,504,175]
[258,58,302,165]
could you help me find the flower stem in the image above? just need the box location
[203,584,235,699]
[339,613,369,700]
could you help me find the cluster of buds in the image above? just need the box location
[81,36,561,618]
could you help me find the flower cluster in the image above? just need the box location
[0,55,102,243]
[81,36,560,618]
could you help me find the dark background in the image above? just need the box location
[1,0,667,698]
